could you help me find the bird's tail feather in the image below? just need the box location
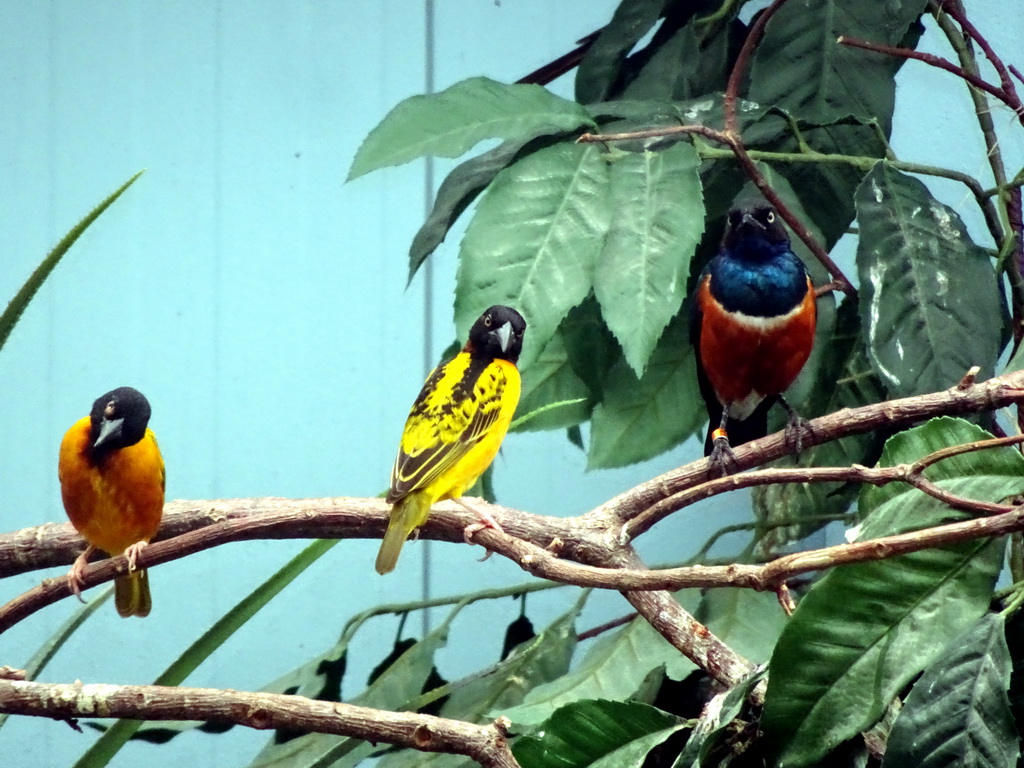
[375,494,431,575]
[115,569,152,618]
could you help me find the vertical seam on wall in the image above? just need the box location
[421,0,437,636]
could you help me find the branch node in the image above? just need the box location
[957,365,981,389]
[492,715,512,736]
[0,666,26,680]
[546,537,564,555]
[413,723,436,748]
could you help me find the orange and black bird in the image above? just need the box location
[691,203,817,466]
[58,386,165,617]
[376,305,527,575]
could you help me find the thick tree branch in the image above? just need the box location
[0,678,518,768]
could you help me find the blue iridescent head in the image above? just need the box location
[723,203,790,259]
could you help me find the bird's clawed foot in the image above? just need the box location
[709,428,738,476]
[780,398,813,455]
[124,541,148,573]
[455,497,504,561]
[66,545,96,602]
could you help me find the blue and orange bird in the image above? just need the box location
[58,387,165,617]
[376,305,527,575]
[691,203,817,465]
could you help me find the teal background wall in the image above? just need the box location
[0,2,1021,765]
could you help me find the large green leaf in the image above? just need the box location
[0,170,144,356]
[348,77,595,180]
[574,0,673,104]
[882,613,1018,768]
[753,297,886,555]
[761,419,1015,766]
[75,540,338,768]
[694,590,786,666]
[588,314,702,469]
[514,330,593,433]
[513,700,687,768]
[499,607,696,729]
[855,162,1003,398]
[749,0,929,131]
[377,596,582,768]
[560,295,623,402]
[860,418,1024,528]
[455,142,610,368]
[594,142,704,376]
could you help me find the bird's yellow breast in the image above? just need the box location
[58,417,166,556]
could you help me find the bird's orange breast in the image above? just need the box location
[58,417,165,556]
[697,275,816,417]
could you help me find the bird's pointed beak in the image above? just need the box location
[93,417,125,449]
[740,212,765,231]
[493,321,513,353]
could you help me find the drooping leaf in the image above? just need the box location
[499,607,696,728]
[0,170,144,356]
[348,77,595,180]
[408,138,528,283]
[248,611,453,768]
[855,162,1003,398]
[588,314,702,469]
[455,142,610,368]
[514,331,593,432]
[761,418,1016,766]
[75,539,338,767]
[560,295,623,402]
[377,597,582,768]
[672,667,767,768]
[753,297,886,555]
[575,0,673,104]
[594,141,704,376]
[882,613,1018,768]
[513,700,688,768]
[749,0,929,131]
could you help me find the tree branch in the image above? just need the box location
[0,678,518,768]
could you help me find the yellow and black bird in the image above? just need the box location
[58,386,165,617]
[376,305,527,574]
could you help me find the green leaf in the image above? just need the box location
[0,170,144,356]
[514,700,687,768]
[883,613,1018,768]
[673,667,767,768]
[753,297,885,555]
[348,77,595,180]
[855,162,1003,398]
[749,0,929,131]
[575,0,672,103]
[588,314,702,469]
[377,597,582,768]
[695,589,787,666]
[409,135,552,283]
[499,607,696,728]
[75,540,338,768]
[514,331,593,432]
[560,295,623,402]
[456,142,610,369]
[594,142,704,376]
[860,418,1024,530]
[761,418,1014,766]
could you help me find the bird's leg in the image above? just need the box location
[124,541,148,574]
[67,545,96,602]
[708,410,738,476]
[454,497,504,561]
[779,397,813,455]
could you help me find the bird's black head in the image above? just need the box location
[723,203,790,255]
[88,386,152,455]
[466,305,527,364]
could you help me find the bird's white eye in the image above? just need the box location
[766,211,775,223]
[483,315,492,327]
